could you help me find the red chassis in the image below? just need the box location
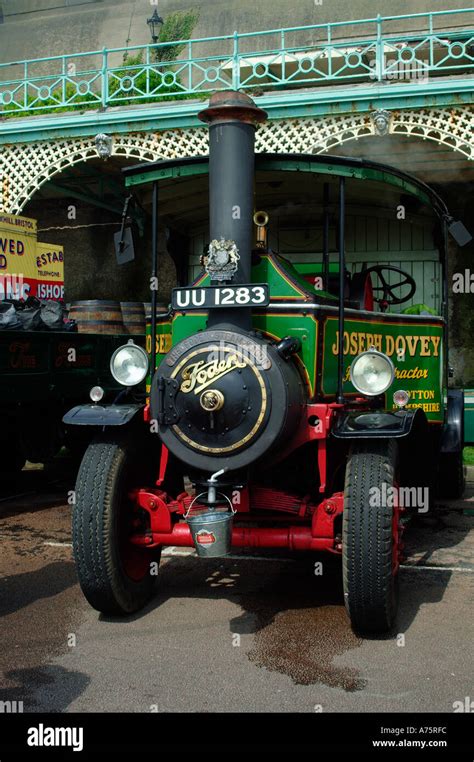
[130,488,345,553]
[130,402,357,555]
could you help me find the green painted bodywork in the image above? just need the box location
[140,151,447,424]
[252,254,336,302]
[192,254,336,302]
[146,318,173,392]
[321,314,444,422]
[253,311,318,396]
[146,253,446,422]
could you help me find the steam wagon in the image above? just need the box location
[65,91,469,633]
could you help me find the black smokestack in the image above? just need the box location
[198,91,267,328]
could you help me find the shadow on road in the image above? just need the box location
[2,666,90,712]
[97,547,453,689]
[0,561,77,617]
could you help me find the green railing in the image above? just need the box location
[0,8,473,118]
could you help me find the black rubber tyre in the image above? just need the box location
[73,432,160,615]
[343,440,399,634]
[437,452,465,499]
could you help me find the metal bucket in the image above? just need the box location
[185,494,234,558]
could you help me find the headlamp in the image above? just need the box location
[110,342,148,387]
[349,349,395,396]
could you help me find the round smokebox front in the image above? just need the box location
[152,329,303,472]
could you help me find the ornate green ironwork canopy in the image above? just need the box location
[0,8,472,120]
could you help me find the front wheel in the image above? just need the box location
[343,440,400,634]
[73,432,160,615]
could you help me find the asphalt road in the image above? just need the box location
[0,462,473,713]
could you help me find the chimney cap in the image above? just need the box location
[198,90,267,127]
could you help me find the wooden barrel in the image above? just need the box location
[69,300,124,335]
[121,301,145,335]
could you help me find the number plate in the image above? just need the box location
[171,284,270,310]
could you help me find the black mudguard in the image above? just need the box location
[63,404,145,427]
[440,388,464,453]
[331,407,425,439]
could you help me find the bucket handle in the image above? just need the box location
[185,492,235,520]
